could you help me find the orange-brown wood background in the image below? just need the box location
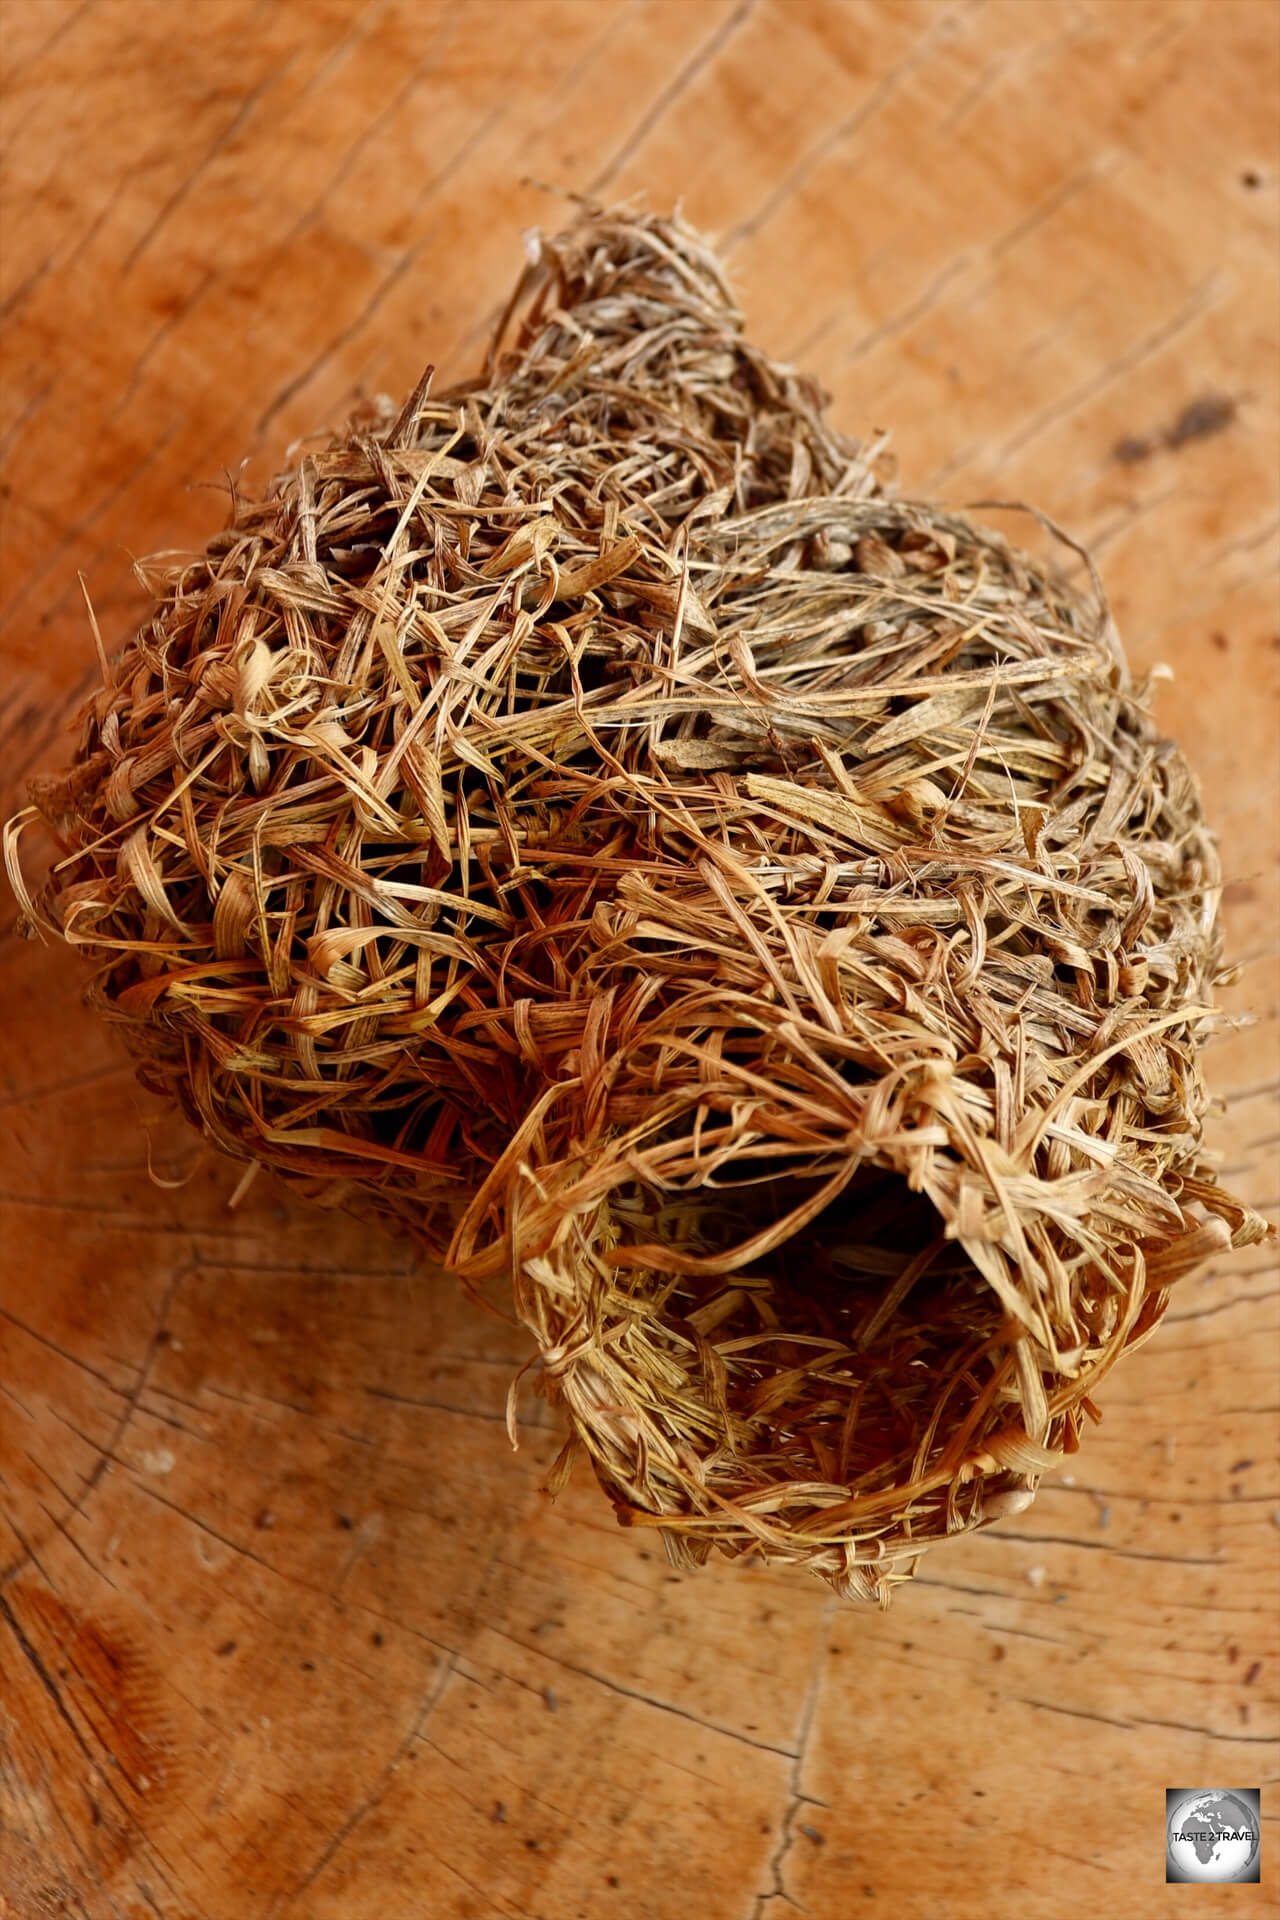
[1,3,1277,1916]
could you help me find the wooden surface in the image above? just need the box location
[1,2,1277,1915]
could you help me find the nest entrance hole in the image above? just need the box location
[613,1163,1010,1490]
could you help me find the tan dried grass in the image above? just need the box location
[7,204,1267,1598]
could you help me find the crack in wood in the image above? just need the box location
[1,1261,192,1590]
[122,63,294,275]
[272,1649,461,1915]
[750,1597,833,1917]
[481,1621,799,1760]
[726,0,981,250]
[999,275,1225,460]
[253,94,513,444]
[589,0,757,196]
[981,1530,1227,1567]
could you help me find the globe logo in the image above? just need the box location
[1166,1789,1261,1883]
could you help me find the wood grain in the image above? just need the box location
[1,3,1276,1915]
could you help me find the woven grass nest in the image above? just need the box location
[8,203,1267,1602]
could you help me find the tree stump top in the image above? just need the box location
[1,5,1275,1915]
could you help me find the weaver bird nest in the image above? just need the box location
[7,206,1265,1602]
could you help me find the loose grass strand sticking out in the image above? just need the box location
[7,204,1267,1601]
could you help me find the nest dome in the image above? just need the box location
[9,206,1265,1598]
